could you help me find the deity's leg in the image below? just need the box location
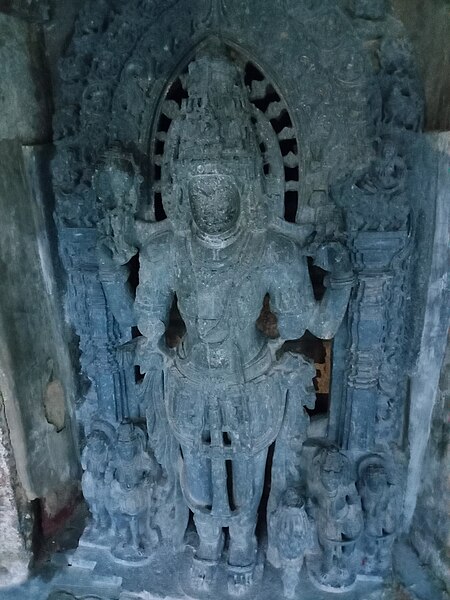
[181,446,213,510]
[181,446,223,590]
[129,515,139,550]
[227,449,267,594]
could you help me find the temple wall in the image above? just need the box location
[407,132,450,592]
[410,332,450,589]
[392,0,450,131]
[0,8,80,584]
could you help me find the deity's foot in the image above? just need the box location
[189,555,218,592]
[307,559,356,593]
[227,533,258,596]
[227,563,255,597]
[111,541,150,566]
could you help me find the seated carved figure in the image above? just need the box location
[134,42,354,595]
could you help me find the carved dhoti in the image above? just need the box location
[164,350,315,522]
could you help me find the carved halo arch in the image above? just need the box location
[53,0,377,231]
[143,35,302,225]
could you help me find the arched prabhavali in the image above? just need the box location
[145,37,302,224]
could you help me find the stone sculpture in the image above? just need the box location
[268,489,314,599]
[93,149,141,421]
[135,41,354,594]
[105,423,158,562]
[80,421,115,546]
[307,446,363,591]
[50,1,426,596]
[357,456,399,576]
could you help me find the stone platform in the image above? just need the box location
[0,538,447,600]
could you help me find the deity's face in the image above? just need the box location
[94,164,135,212]
[188,174,241,236]
[365,466,387,492]
[320,468,341,492]
[118,441,137,461]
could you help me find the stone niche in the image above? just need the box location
[1,0,449,599]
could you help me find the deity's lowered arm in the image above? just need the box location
[134,228,175,352]
[308,243,355,340]
[268,235,354,342]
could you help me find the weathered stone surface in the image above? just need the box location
[392,0,450,131]
[0,394,30,587]
[403,132,450,531]
[410,332,450,589]
[0,141,79,512]
[0,13,49,142]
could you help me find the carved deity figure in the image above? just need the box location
[307,446,363,591]
[93,149,141,421]
[105,423,158,562]
[334,139,408,233]
[133,42,354,595]
[357,458,399,575]
[81,421,115,545]
[268,489,314,599]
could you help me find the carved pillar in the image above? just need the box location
[59,228,133,424]
[338,230,409,452]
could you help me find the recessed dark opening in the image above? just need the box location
[284,191,298,223]
[305,393,329,417]
[252,86,281,114]
[126,252,140,297]
[155,140,165,155]
[154,192,167,221]
[131,326,142,339]
[279,138,298,156]
[165,294,186,347]
[270,109,292,134]
[244,61,265,87]
[282,331,330,417]
[226,460,236,511]
[284,165,299,181]
[134,365,145,384]
[256,441,275,539]
[157,113,172,133]
[166,76,188,108]
[307,256,326,301]
[256,293,279,339]
[223,431,232,447]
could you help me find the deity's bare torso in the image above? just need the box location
[138,228,319,378]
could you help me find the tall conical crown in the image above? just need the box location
[172,39,261,177]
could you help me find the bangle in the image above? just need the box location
[325,273,357,289]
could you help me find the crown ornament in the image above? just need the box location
[168,39,262,180]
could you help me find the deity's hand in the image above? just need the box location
[135,336,164,373]
[314,242,353,282]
